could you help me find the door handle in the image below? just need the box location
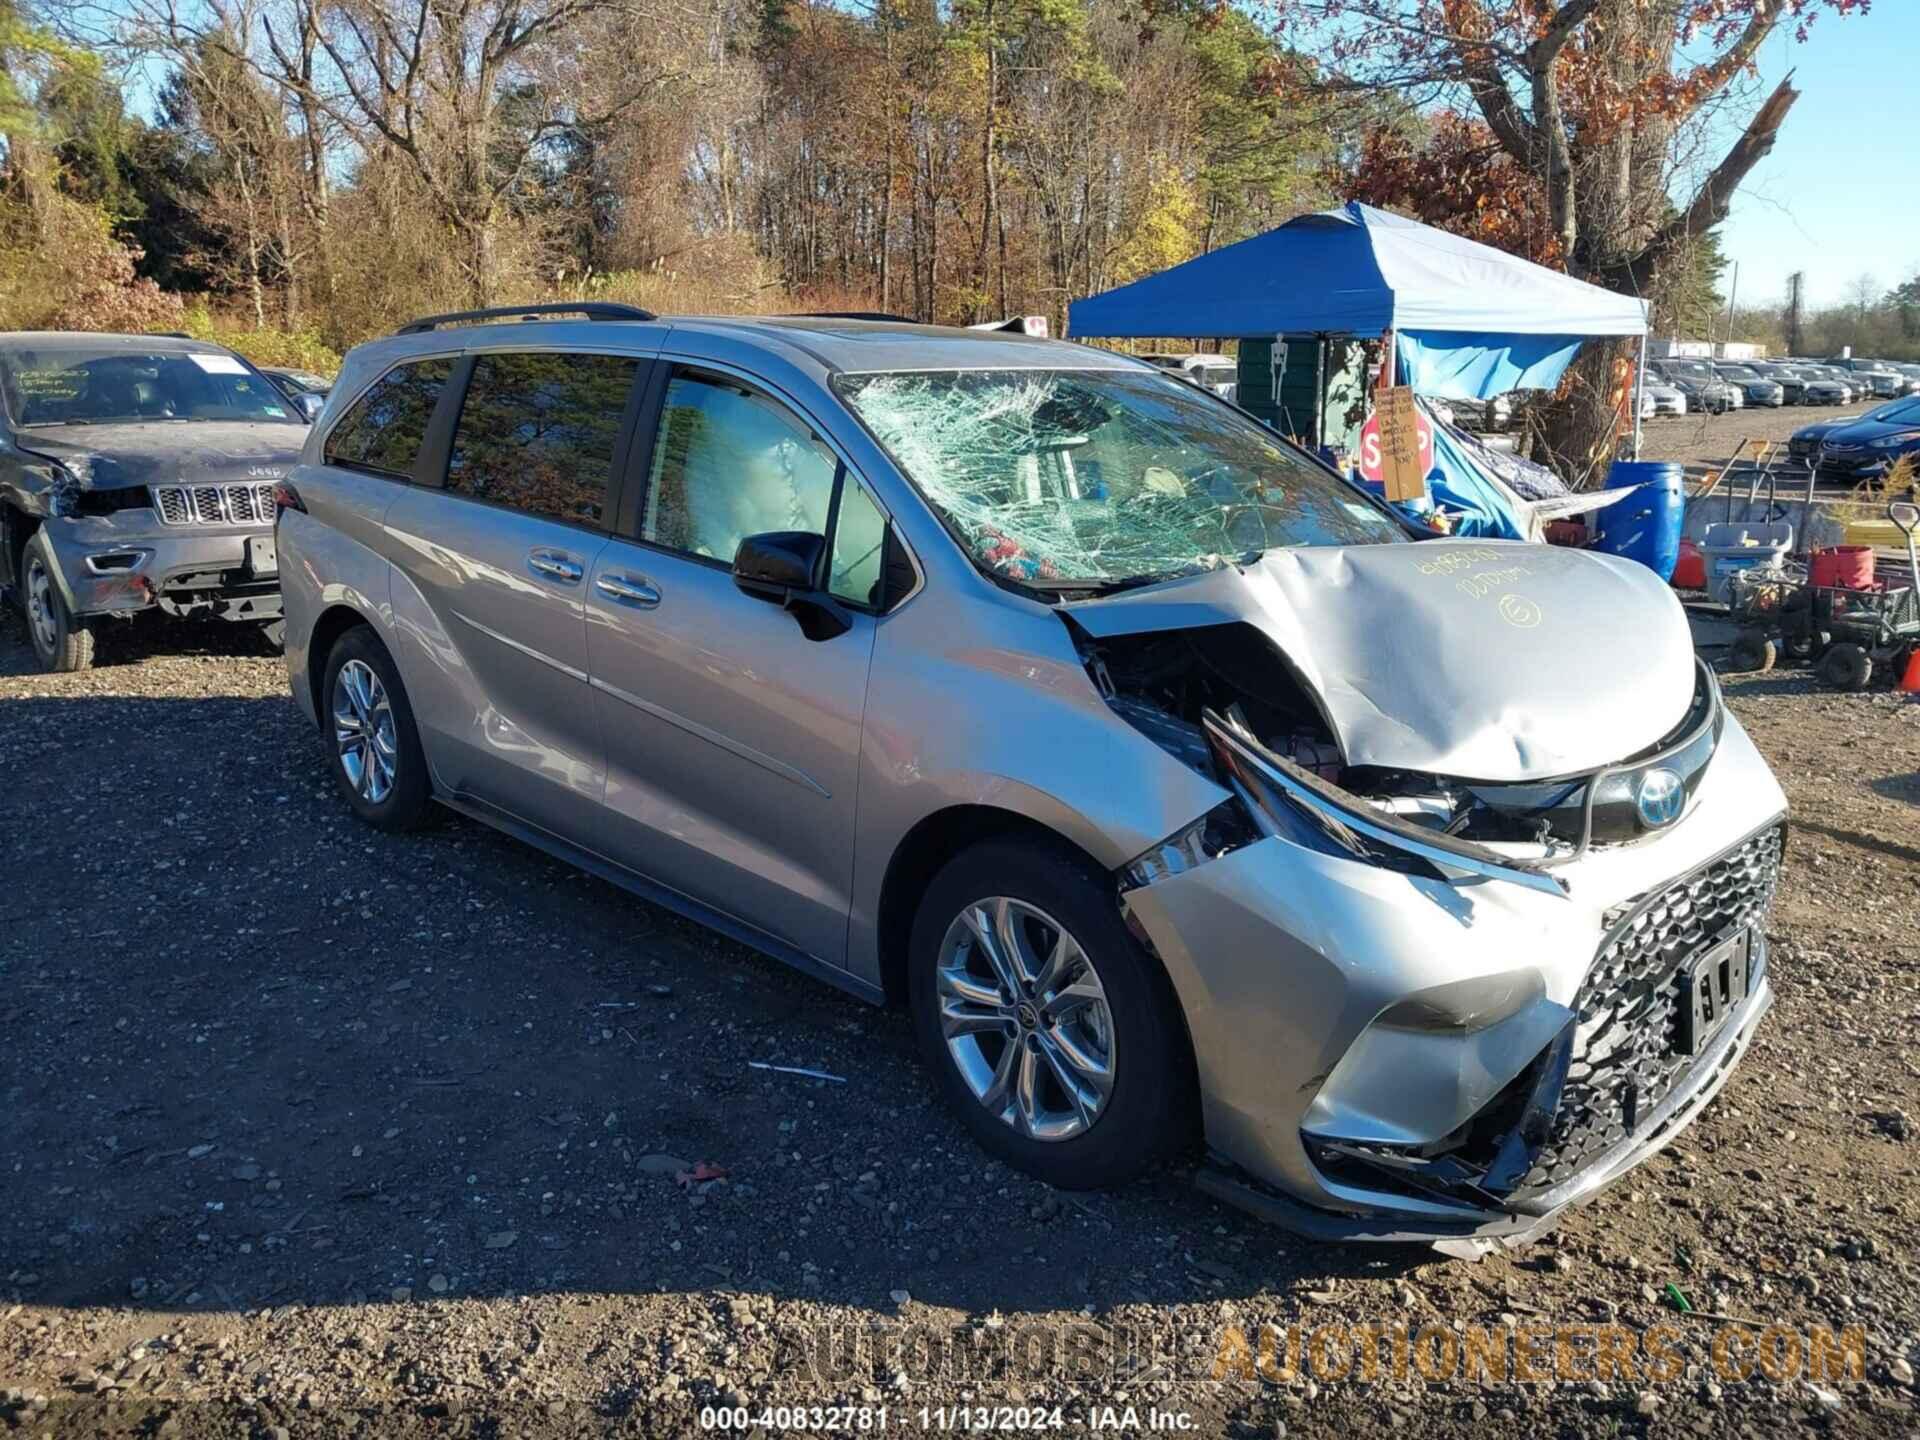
[595,573,661,608]
[527,549,583,584]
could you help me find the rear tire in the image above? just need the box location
[1784,626,1830,663]
[908,836,1193,1190]
[1819,642,1873,692]
[21,533,94,673]
[1729,628,1776,673]
[320,625,434,831]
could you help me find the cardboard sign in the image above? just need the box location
[1356,387,1431,501]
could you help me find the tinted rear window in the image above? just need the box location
[445,352,639,526]
[324,359,453,477]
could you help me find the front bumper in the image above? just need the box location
[1121,712,1788,1249]
[1814,448,1896,476]
[39,512,282,623]
[1199,975,1770,1255]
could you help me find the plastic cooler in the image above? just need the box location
[1699,521,1794,603]
[1590,461,1684,582]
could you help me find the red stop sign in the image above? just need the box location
[1356,404,1434,487]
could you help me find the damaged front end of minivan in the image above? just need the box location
[1062,545,1786,1255]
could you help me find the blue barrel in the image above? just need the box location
[1591,461,1685,582]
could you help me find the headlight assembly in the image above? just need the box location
[1200,709,1569,898]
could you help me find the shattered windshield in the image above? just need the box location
[834,368,1402,588]
[1,346,297,426]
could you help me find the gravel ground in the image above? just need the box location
[1639,400,1877,473]
[2,605,1918,1439]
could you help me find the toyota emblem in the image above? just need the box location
[1634,768,1685,829]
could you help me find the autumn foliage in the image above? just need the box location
[1345,113,1560,267]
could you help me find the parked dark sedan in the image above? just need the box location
[1752,363,1811,404]
[1715,363,1784,407]
[1789,396,1920,474]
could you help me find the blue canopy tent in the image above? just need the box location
[1068,201,1650,535]
[1069,201,1647,399]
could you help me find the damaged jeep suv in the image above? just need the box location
[279,307,1787,1251]
[0,333,311,671]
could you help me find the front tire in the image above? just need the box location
[320,626,434,831]
[21,533,94,673]
[908,837,1193,1190]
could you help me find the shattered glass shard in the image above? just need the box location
[835,369,1401,587]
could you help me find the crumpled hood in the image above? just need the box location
[1064,539,1696,782]
[21,421,304,491]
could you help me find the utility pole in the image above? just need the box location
[1723,262,1740,349]
[1786,272,1805,355]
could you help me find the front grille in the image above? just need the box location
[150,483,278,527]
[1512,825,1783,1196]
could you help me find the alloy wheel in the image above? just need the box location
[935,897,1116,1142]
[25,556,56,655]
[333,658,398,804]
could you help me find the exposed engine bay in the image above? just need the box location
[1072,617,1723,879]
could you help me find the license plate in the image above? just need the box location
[246,535,278,577]
[1677,929,1750,1056]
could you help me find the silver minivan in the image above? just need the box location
[278,305,1787,1253]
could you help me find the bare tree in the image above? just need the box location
[1848,273,1880,319]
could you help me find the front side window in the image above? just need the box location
[834,368,1402,590]
[642,372,838,563]
[445,352,638,525]
[325,358,454,477]
[829,477,889,606]
[2,346,297,427]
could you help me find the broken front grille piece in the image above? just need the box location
[1303,823,1783,1216]
[151,483,279,526]
[1510,823,1784,1197]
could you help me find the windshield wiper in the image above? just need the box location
[1026,573,1173,596]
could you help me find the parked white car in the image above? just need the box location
[1642,381,1687,418]
[1140,353,1237,401]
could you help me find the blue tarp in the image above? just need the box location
[1420,418,1523,538]
[1350,401,1546,540]
[1394,330,1586,401]
[1069,202,1647,400]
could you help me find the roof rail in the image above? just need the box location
[396,302,657,335]
[788,311,917,323]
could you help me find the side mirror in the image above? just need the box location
[734,530,823,594]
[732,531,851,641]
[295,392,325,422]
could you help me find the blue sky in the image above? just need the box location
[1716,3,1918,310]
